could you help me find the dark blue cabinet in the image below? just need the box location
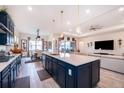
[10,60,17,87]
[52,59,58,81]
[0,33,13,45]
[91,60,100,87]
[1,66,11,88]
[0,11,14,45]
[44,54,100,88]
[0,33,7,45]
[0,12,14,33]
[0,55,21,88]
[57,64,66,88]
[77,64,91,88]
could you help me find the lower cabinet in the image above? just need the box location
[16,56,21,76]
[1,72,11,88]
[52,59,58,81]
[45,56,49,71]
[77,64,91,88]
[1,66,11,88]
[10,61,17,87]
[0,55,21,88]
[57,64,66,88]
[91,60,100,87]
[48,57,52,74]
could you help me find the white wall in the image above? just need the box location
[78,31,124,55]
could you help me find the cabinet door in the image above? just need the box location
[11,64,16,87]
[52,59,58,81]
[57,64,66,88]
[45,56,49,71]
[77,64,91,88]
[101,57,124,73]
[48,58,52,74]
[0,33,7,45]
[16,56,21,75]
[1,72,11,88]
[91,60,100,87]
[0,13,7,27]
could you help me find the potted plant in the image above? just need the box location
[0,8,7,14]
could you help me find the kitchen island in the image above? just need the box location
[42,52,100,88]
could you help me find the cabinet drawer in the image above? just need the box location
[57,60,65,67]
[1,65,10,79]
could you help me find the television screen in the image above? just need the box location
[95,40,114,50]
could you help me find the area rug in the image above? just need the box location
[15,76,30,88]
[37,69,51,81]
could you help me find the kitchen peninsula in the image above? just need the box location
[42,52,100,88]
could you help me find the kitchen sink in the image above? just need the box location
[0,56,14,63]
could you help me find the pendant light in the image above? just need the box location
[76,5,81,34]
[36,29,40,40]
[60,10,64,39]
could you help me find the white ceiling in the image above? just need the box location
[4,5,124,37]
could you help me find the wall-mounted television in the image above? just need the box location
[95,40,114,50]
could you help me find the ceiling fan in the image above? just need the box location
[89,24,104,31]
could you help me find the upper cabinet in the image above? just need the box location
[0,11,14,45]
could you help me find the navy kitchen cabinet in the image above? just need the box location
[1,66,11,88]
[0,33,14,45]
[0,12,14,33]
[57,64,66,88]
[47,56,52,74]
[10,60,17,87]
[45,56,49,71]
[0,11,14,45]
[91,60,100,87]
[16,56,21,76]
[43,53,100,88]
[0,55,21,88]
[77,64,91,88]
[0,33,7,45]
[52,59,58,81]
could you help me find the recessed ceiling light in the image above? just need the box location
[28,6,32,11]
[69,29,72,32]
[67,21,71,25]
[85,9,90,14]
[118,7,124,12]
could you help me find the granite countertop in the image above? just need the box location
[43,52,100,66]
[0,54,21,72]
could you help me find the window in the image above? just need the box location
[29,41,35,51]
[36,40,42,50]
[29,40,42,51]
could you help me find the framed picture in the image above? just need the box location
[21,39,27,51]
